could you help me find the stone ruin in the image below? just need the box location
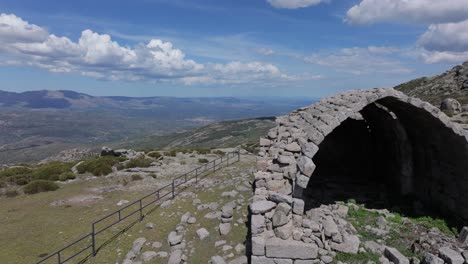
[250,88,468,263]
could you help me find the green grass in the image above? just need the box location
[411,216,457,236]
[334,251,380,263]
[0,154,253,264]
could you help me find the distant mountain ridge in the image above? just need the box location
[0,90,314,110]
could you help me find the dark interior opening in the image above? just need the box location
[303,97,468,227]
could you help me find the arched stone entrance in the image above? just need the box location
[250,88,468,263]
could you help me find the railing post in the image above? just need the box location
[156,190,160,200]
[237,149,240,161]
[185,173,187,183]
[139,200,143,221]
[172,180,175,199]
[91,224,96,257]
[195,168,198,183]
[227,154,229,166]
[213,160,216,171]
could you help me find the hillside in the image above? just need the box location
[395,61,468,105]
[114,117,276,150]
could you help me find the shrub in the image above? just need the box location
[5,188,19,198]
[131,174,143,181]
[31,162,74,181]
[12,176,30,186]
[23,180,59,194]
[77,156,123,176]
[0,166,32,178]
[198,158,209,163]
[212,150,225,156]
[58,172,76,181]
[165,150,178,157]
[125,157,153,169]
[116,163,125,171]
[148,151,162,159]
[0,181,6,188]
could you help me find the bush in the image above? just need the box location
[198,158,209,163]
[193,148,212,155]
[59,172,76,181]
[0,181,6,188]
[31,162,74,181]
[23,180,59,194]
[212,150,225,156]
[164,150,178,157]
[116,163,125,171]
[148,151,162,159]
[131,174,143,181]
[5,188,19,198]
[0,167,32,178]
[125,157,153,169]
[77,156,123,176]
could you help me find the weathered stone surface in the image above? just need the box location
[439,247,464,264]
[196,228,210,240]
[330,234,360,254]
[323,216,339,237]
[141,251,158,262]
[252,236,266,256]
[422,253,444,264]
[441,98,462,115]
[296,173,309,189]
[219,223,232,235]
[251,256,292,264]
[168,231,183,246]
[269,192,293,205]
[277,155,296,165]
[168,249,183,264]
[260,138,272,147]
[265,238,318,259]
[384,247,409,264]
[292,198,304,215]
[274,222,293,239]
[251,201,277,214]
[131,237,146,254]
[285,142,301,152]
[457,226,468,244]
[211,256,226,264]
[272,211,289,227]
[296,156,315,177]
[252,214,266,235]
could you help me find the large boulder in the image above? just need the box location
[441,98,462,115]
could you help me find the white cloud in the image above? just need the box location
[0,13,48,43]
[346,0,468,25]
[418,19,468,52]
[267,0,325,9]
[305,46,412,75]
[413,19,468,64]
[0,13,318,86]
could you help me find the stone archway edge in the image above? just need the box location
[250,88,468,264]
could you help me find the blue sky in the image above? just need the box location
[1,0,468,97]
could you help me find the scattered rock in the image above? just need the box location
[384,247,409,264]
[438,247,464,264]
[196,228,210,240]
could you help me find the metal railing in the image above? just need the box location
[36,150,240,264]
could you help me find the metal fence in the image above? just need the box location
[36,150,240,264]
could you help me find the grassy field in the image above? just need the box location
[0,155,254,264]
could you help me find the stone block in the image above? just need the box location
[265,238,318,259]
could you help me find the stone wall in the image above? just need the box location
[250,88,468,263]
